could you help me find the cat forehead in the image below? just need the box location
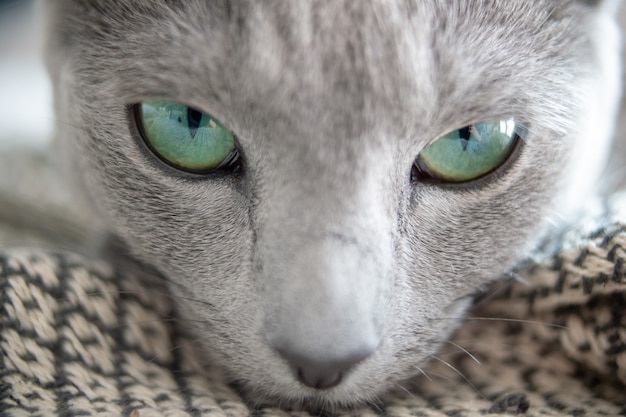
[48,1,597,134]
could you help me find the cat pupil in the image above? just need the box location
[458,126,471,151]
[187,107,203,138]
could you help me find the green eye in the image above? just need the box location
[136,100,239,172]
[414,120,521,183]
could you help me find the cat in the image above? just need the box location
[41,0,621,408]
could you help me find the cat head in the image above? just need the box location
[45,0,621,407]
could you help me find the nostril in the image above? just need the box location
[278,348,373,390]
[296,362,343,390]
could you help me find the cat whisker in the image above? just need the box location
[51,118,90,132]
[415,368,478,395]
[466,316,567,329]
[413,365,433,382]
[543,209,569,228]
[433,316,567,329]
[162,317,216,326]
[142,272,188,289]
[362,394,383,413]
[394,382,417,399]
[245,390,268,413]
[163,293,216,308]
[442,341,544,362]
[429,355,485,399]
[144,339,193,365]
[445,341,480,365]
[504,270,528,284]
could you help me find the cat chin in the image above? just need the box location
[213,296,474,408]
[228,362,398,410]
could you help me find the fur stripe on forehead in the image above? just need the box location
[46,0,613,42]
[45,0,613,137]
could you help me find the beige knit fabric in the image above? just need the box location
[1,195,625,416]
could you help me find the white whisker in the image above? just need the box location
[430,355,485,399]
[505,270,528,284]
[446,341,481,365]
[394,382,417,399]
[435,316,567,329]
[414,365,433,382]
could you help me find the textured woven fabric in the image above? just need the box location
[1,195,625,416]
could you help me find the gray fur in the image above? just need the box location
[43,0,621,407]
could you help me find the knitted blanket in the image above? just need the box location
[1,194,625,417]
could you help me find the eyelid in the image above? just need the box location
[514,123,529,142]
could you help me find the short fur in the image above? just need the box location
[44,0,621,407]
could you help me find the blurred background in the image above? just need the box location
[0,0,52,147]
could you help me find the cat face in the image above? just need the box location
[45,0,620,406]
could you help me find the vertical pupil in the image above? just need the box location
[187,107,203,137]
[458,125,471,151]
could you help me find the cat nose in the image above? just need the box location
[276,345,375,390]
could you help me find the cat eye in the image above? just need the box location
[135,100,240,173]
[412,119,521,183]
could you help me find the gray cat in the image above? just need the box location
[39,0,621,407]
